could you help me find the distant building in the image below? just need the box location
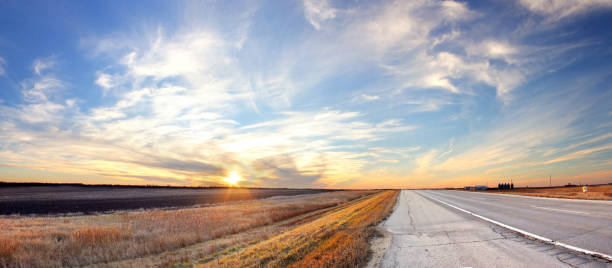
[465,186,472,190]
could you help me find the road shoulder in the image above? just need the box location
[376,190,610,267]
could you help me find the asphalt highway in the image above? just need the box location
[374,190,612,267]
[419,190,612,258]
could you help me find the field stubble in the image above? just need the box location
[0,190,376,267]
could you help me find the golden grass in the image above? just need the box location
[492,184,612,200]
[71,227,124,247]
[198,190,399,268]
[99,198,366,268]
[0,238,20,264]
[0,190,375,268]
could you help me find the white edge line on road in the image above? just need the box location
[530,205,591,215]
[419,191,612,262]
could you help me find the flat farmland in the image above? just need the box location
[0,185,335,215]
[0,189,394,267]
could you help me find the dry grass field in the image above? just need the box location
[0,190,379,268]
[197,190,399,268]
[492,184,612,200]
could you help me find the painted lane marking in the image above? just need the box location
[418,191,612,262]
[530,205,590,215]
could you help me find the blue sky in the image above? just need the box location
[0,0,610,188]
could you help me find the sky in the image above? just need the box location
[0,0,611,189]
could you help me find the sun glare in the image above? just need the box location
[223,172,243,186]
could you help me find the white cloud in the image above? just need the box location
[0,57,72,124]
[0,27,418,188]
[32,56,56,75]
[558,133,612,154]
[483,40,517,58]
[303,0,337,30]
[432,90,607,174]
[92,28,254,111]
[519,0,612,21]
[540,144,612,165]
[303,0,592,102]
[89,107,126,121]
[439,138,455,159]
[126,32,222,80]
[95,72,115,89]
[400,98,452,113]
[2,0,608,188]
[361,94,380,102]
[1,101,414,187]
[440,1,472,20]
[250,71,294,109]
[358,1,428,51]
[321,0,529,98]
[21,75,64,103]
[423,73,459,93]
[21,57,66,104]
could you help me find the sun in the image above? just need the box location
[223,172,243,186]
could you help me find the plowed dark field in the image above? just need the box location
[0,185,333,215]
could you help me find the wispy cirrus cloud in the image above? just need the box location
[299,0,597,104]
[0,25,416,187]
[32,56,56,75]
[519,0,612,21]
[0,57,76,125]
[409,77,612,187]
[303,0,337,30]
[0,0,609,188]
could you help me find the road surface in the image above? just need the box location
[420,190,612,257]
[372,190,611,267]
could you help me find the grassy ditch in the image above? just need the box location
[198,190,399,268]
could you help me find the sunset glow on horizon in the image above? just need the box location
[0,1,610,189]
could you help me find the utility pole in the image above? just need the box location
[549,175,551,187]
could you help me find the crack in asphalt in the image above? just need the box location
[405,196,416,232]
[556,254,580,268]
[490,224,605,268]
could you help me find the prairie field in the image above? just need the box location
[491,184,612,200]
[0,190,390,267]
